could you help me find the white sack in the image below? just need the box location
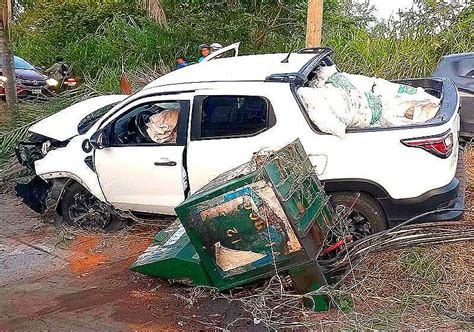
[302,67,441,136]
[310,64,338,88]
[298,87,347,138]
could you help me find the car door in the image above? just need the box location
[186,92,284,193]
[94,95,191,215]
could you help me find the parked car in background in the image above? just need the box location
[0,55,58,98]
[432,52,474,139]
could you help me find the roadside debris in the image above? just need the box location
[298,65,441,138]
[132,139,334,311]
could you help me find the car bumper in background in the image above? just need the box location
[380,148,466,227]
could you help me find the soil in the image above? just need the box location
[0,192,256,331]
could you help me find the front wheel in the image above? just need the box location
[61,182,123,231]
[329,192,388,240]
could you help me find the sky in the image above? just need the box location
[366,0,415,20]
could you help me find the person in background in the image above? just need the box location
[210,43,223,53]
[175,57,188,70]
[198,44,210,62]
[46,56,69,82]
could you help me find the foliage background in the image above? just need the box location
[11,0,473,94]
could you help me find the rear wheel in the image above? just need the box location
[329,192,387,240]
[61,182,123,231]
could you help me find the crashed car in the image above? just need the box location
[16,46,465,235]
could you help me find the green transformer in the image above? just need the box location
[132,139,333,311]
[176,139,332,309]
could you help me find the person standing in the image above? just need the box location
[198,44,210,62]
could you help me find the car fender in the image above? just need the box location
[34,134,106,202]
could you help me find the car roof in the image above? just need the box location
[145,52,318,88]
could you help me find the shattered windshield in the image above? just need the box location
[78,102,120,134]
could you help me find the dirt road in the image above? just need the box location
[0,192,253,330]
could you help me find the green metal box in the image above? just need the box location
[174,139,332,291]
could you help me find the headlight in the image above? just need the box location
[0,76,7,85]
[41,141,51,155]
[46,78,58,87]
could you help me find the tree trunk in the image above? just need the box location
[1,0,18,109]
[138,0,167,26]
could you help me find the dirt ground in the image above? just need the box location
[0,192,258,330]
[1,149,473,330]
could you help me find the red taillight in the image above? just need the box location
[401,131,454,159]
[64,78,77,87]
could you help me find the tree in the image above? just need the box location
[1,0,18,109]
[138,0,167,26]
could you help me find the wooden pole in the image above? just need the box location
[306,0,323,48]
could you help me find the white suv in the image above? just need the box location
[16,47,464,236]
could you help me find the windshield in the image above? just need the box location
[78,102,120,134]
[0,56,35,70]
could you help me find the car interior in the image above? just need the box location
[112,102,180,145]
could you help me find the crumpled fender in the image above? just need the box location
[34,134,106,202]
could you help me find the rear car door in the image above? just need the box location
[94,95,191,214]
[186,92,281,193]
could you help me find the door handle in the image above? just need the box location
[154,161,177,166]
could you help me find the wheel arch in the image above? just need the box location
[322,178,390,198]
[323,179,389,223]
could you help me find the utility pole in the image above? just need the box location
[1,0,18,109]
[306,0,323,48]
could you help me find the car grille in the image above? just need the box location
[19,79,47,87]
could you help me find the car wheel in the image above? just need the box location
[329,192,387,240]
[61,182,124,231]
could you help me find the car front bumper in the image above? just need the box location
[380,148,466,227]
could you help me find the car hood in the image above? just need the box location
[15,68,47,81]
[29,95,127,141]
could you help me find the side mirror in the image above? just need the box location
[89,129,108,149]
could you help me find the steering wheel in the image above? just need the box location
[134,110,154,142]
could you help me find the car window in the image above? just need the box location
[197,96,269,139]
[78,102,120,135]
[110,101,183,146]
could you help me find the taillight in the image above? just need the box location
[64,78,77,86]
[401,130,454,159]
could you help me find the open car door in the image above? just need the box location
[201,42,240,63]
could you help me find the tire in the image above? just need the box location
[329,192,388,238]
[61,181,124,231]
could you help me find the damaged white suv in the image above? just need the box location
[16,47,464,235]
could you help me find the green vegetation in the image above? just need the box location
[12,0,473,92]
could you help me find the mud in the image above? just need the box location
[0,191,253,330]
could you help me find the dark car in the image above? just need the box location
[432,52,474,139]
[0,55,56,98]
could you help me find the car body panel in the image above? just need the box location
[29,95,127,141]
[432,52,474,137]
[35,134,106,201]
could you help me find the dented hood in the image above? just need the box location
[29,95,127,141]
